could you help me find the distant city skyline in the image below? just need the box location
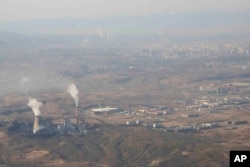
[0,0,250,21]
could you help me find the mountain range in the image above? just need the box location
[0,12,249,37]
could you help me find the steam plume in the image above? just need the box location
[27,97,42,116]
[67,83,79,107]
[97,28,104,39]
[20,77,31,85]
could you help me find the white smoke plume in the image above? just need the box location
[20,77,31,86]
[27,97,43,116]
[67,83,79,107]
[97,28,104,39]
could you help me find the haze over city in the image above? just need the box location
[0,1,250,167]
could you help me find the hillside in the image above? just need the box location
[0,125,229,167]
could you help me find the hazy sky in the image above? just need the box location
[1,0,250,21]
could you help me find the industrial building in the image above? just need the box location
[91,107,121,115]
[27,106,89,137]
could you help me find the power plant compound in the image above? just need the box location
[24,83,90,136]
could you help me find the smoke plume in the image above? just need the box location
[20,77,31,85]
[27,97,43,116]
[97,28,104,39]
[67,83,79,107]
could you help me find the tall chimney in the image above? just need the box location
[33,116,40,134]
[75,107,79,125]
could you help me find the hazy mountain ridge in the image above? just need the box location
[0,12,249,36]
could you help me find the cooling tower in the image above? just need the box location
[33,116,44,134]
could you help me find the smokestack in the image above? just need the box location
[75,107,79,125]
